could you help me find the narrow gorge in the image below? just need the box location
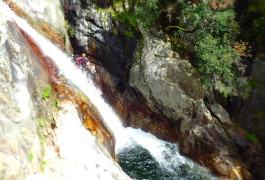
[0,0,264,180]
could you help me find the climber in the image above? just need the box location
[76,53,89,68]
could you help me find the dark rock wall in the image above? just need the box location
[62,0,137,80]
[235,54,265,147]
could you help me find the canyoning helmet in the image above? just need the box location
[82,53,86,56]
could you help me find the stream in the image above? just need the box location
[0,1,215,179]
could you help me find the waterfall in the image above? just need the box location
[1,1,215,179]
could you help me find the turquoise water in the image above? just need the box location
[117,143,214,180]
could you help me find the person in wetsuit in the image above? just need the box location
[76,53,89,68]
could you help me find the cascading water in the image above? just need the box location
[1,1,216,179]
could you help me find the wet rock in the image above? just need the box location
[29,100,131,180]
[53,83,116,159]
[0,16,48,179]
[177,100,253,179]
[0,9,131,180]
[94,64,178,143]
[61,0,137,79]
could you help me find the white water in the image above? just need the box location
[27,101,130,180]
[1,1,214,179]
[0,0,125,145]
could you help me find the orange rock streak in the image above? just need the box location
[19,28,116,159]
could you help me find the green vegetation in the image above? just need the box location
[42,85,52,100]
[16,107,20,113]
[233,122,241,128]
[36,118,48,171]
[36,118,45,128]
[52,99,61,111]
[134,0,160,29]
[105,0,161,37]
[260,124,265,132]
[101,16,108,27]
[252,112,265,119]
[98,7,104,12]
[40,160,47,172]
[32,84,59,172]
[248,0,265,32]
[245,133,258,143]
[111,8,138,37]
[170,0,251,97]
[65,20,75,37]
[244,0,265,48]
[28,153,34,163]
[99,0,264,98]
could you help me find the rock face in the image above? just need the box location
[129,27,258,179]
[0,1,132,180]
[92,63,178,143]
[60,1,265,179]
[3,0,70,51]
[11,0,67,37]
[0,15,49,179]
[130,26,204,120]
[62,0,137,79]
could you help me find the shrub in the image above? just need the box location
[110,7,138,37]
[42,85,52,100]
[110,0,162,36]
[65,20,75,37]
[195,34,237,79]
[123,30,134,37]
[28,153,34,162]
[245,133,258,143]
[247,0,265,46]
[170,0,251,97]
[135,0,161,29]
[108,0,254,97]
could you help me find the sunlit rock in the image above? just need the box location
[3,0,70,52]
[10,0,66,36]
[209,103,232,125]
[0,2,131,179]
[116,21,261,178]
[0,15,48,179]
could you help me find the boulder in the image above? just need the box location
[129,26,254,179]
[130,25,204,120]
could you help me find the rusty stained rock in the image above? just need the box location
[54,83,116,159]
[20,25,116,159]
[92,63,264,179]
[94,64,178,143]
[19,28,59,84]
